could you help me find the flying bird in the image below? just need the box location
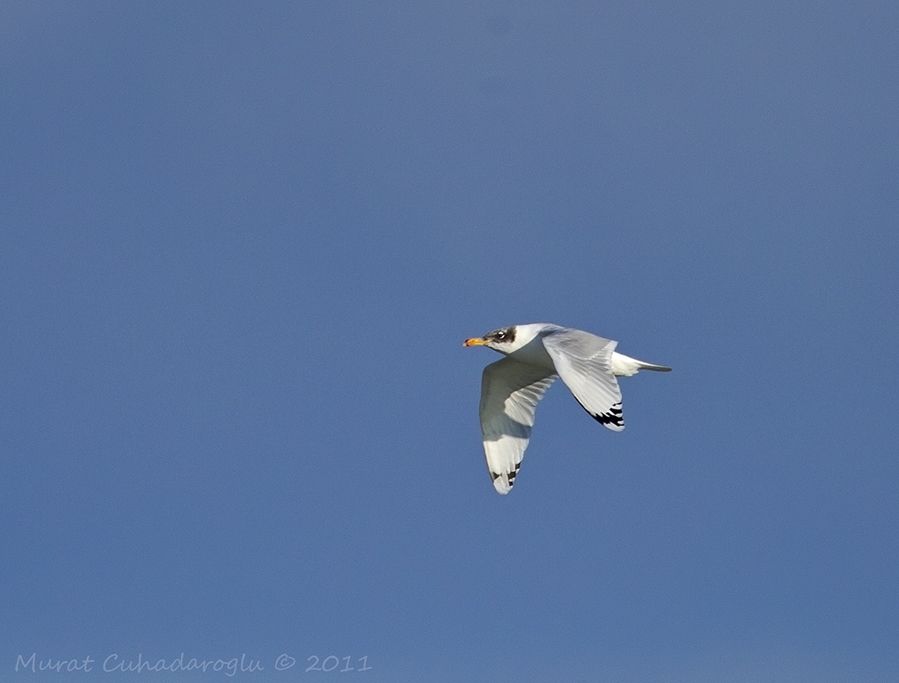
[464,323,670,494]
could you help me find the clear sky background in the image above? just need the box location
[2,2,898,681]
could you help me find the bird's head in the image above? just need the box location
[464,323,557,355]
[464,325,527,354]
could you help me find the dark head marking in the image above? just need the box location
[487,326,516,344]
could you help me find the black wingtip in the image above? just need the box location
[583,400,625,428]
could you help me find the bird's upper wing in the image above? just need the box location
[541,328,625,431]
[479,357,557,494]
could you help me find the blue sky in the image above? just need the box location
[2,2,898,681]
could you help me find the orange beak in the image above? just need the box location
[463,337,488,347]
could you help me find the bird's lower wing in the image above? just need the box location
[479,358,557,494]
[542,329,624,431]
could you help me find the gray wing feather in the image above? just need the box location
[479,358,557,494]
[541,328,625,431]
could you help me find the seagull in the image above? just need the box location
[464,323,670,494]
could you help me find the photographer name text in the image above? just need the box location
[14,652,372,676]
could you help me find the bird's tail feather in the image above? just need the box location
[637,360,672,372]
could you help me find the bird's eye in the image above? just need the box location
[495,331,507,341]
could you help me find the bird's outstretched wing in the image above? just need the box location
[479,357,557,494]
[542,328,624,431]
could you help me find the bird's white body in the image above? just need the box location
[464,322,670,494]
[483,322,659,377]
